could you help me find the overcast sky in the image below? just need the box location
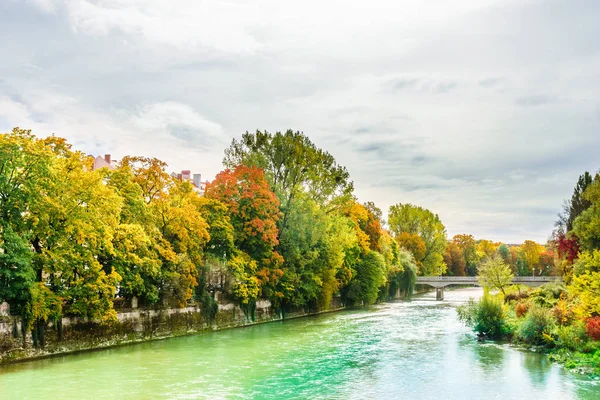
[1,0,599,244]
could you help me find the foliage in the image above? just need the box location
[586,317,600,341]
[457,295,507,339]
[477,255,514,296]
[530,283,567,308]
[388,203,447,275]
[206,165,280,261]
[223,130,354,232]
[515,302,529,318]
[343,251,386,306]
[452,234,478,276]
[573,177,600,252]
[570,271,600,319]
[555,322,588,351]
[397,251,418,300]
[443,242,466,276]
[0,224,35,315]
[24,283,62,330]
[516,305,556,345]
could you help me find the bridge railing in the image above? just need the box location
[417,276,561,282]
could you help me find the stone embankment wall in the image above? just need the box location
[0,298,344,365]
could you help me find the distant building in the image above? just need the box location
[92,154,118,171]
[171,170,209,196]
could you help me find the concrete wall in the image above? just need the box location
[0,298,344,365]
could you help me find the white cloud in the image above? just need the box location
[0,94,225,178]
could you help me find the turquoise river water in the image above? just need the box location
[0,288,599,399]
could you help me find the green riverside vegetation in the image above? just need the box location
[458,171,600,376]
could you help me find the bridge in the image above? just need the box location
[416,276,562,300]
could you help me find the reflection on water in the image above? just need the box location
[0,287,598,399]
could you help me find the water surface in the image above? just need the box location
[1,288,598,399]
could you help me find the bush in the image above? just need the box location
[515,302,529,318]
[552,300,574,326]
[458,295,507,339]
[530,283,567,308]
[503,287,530,303]
[586,316,600,341]
[555,322,587,351]
[517,305,556,345]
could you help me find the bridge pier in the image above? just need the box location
[436,287,444,301]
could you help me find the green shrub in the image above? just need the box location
[555,322,588,351]
[517,304,556,345]
[530,283,567,308]
[458,295,507,339]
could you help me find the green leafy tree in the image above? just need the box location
[573,178,600,252]
[477,255,514,296]
[343,251,386,306]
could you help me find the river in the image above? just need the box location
[0,288,598,399]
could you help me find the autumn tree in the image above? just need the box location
[520,240,545,276]
[223,130,354,235]
[223,131,356,311]
[444,242,466,276]
[477,240,498,259]
[206,165,283,310]
[397,232,426,271]
[453,234,479,275]
[388,203,447,275]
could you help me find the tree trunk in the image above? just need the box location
[38,320,45,348]
[12,316,18,339]
[57,318,63,342]
[32,322,38,348]
[21,316,27,347]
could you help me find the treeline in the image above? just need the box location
[443,236,556,277]
[0,128,420,347]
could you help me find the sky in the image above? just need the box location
[1,0,599,244]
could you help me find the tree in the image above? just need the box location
[444,242,466,276]
[565,172,594,232]
[497,244,511,264]
[223,130,354,236]
[453,234,479,275]
[206,165,280,262]
[397,232,427,268]
[573,178,600,252]
[520,240,545,275]
[477,255,514,296]
[477,240,498,259]
[206,165,283,308]
[0,225,35,317]
[396,249,418,299]
[388,203,447,275]
[223,131,356,311]
[343,202,372,253]
[362,202,384,252]
[29,141,123,320]
[0,128,52,318]
[343,251,386,306]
